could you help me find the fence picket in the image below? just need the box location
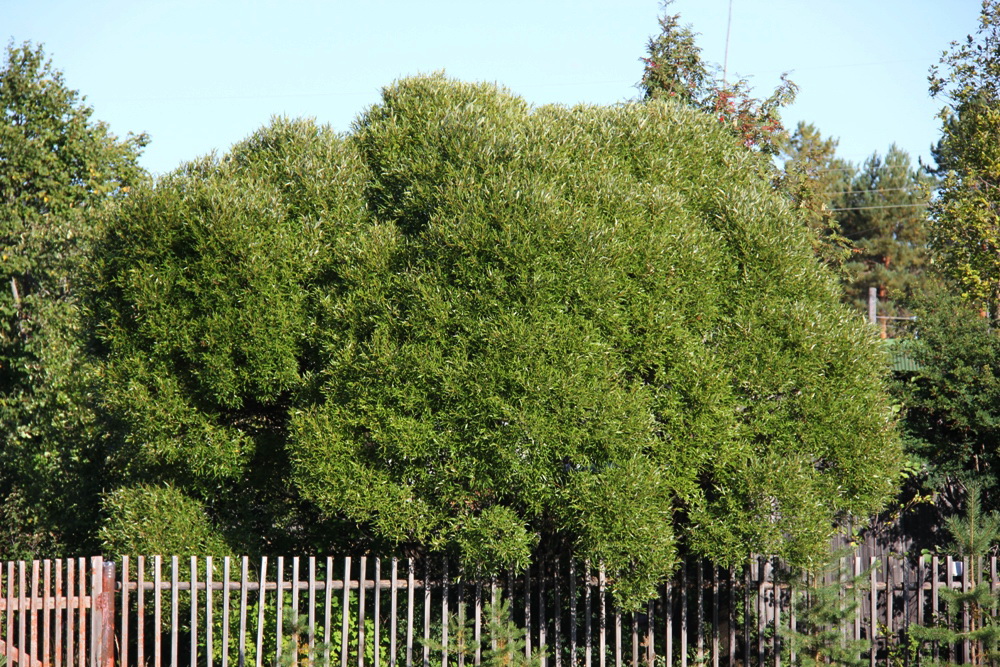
[3,548,990,667]
[292,556,300,667]
[599,563,606,667]
[118,557,126,667]
[81,557,89,667]
[30,560,39,665]
[869,557,877,667]
[55,559,63,667]
[374,558,382,667]
[768,558,781,667]
[614,607,621,667]
[391,559,399,667]
[292,556,301,667]
[343,556,352,667]
[223,556,232,667]
[308,556,316,667]
[697,563,704,666]
[568,559,576,667]
[473,576,482,667]
[239,556,249,667]
[646,597,654,667]
[18,560,25,667]
[423,562,431,667]
[584,561,591,667]
[680,563,687,667]
[207,556,214,667]
[42,559,51,667]
[154,556,161,667]
[191,556,198,667]
[630,613,638,667]
[406,559,414,667]
[324,556,333,667]
[359,556,367,667]
[732,567,740,667]
[931,554,939,663]
[553,557,560,667]
[946,554,955,662]
[277,556,285,667]
[458,567,466,667]
[664,578,671,667]
[258,556,268,667]
[712,567,719,667]
[66,559,74,667]
[43,559,51,667]
[170,556,178,667]
[756,558,765,667]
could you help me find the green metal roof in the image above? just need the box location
[883,338,922,373]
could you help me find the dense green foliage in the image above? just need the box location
[0,41,148,558]
[928,0,1000,308]
[841,146,936,322]
[86,75,900,608]
[895,288,1000,499]
[99,484,229,556]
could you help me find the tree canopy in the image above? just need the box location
[928,0,1000,309]
[840,145,936,323]
[0,41,148,558]
[777,122,854,271]
[639,1,795,155]
[87,75,900,608]
[895,287,1000,504]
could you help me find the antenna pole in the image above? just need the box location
[722,0,734,84]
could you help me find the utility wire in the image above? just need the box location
[821,187,929,196]
[830,203,930,212]
[811,165,928,174]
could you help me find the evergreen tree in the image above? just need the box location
[639,1,796,156]
[840,146,936,331]
[911,484,1000,666]
[0,41,148,557]
[781,554,872,667]
[778,122,854,272]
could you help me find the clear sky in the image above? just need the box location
[4,0,983,176]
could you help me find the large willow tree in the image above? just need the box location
[89,76,900,608]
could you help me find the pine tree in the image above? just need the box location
[778,122,854,271]
[781,554,872,667]
[911,484,1000,666]
[840,145,936,332]
[639,1,795,155]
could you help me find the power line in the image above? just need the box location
[829,203,930,212]
[821,187,929,196]
[811,164,918,172]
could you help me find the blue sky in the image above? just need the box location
[4,0,982,176]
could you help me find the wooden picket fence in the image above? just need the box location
[0,557,115,667]
[0,551,996,667]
